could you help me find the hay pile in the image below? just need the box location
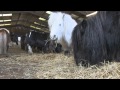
[0,46,120,79]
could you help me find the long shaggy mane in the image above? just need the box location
[72,11,120,66]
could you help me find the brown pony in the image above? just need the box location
[0,28,11,55]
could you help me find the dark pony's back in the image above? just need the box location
[72,11,120,66]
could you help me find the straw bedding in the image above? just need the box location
[0,45,120,79]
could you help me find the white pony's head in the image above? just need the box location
[48,12,65,42]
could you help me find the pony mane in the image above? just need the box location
[62,13,77,46]
[72,11,120,66]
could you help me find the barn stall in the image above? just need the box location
[0,11,120,79]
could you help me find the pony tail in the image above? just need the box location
[72,25,82,65]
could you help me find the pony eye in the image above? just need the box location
[59,24,61,26]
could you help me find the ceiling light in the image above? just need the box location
[0,20,3,22]
[46,11,52,14]
[30,25,36,28]
[0,24,4,26]
[0,24,11,26]
[86,11,98,17]
[4,19,11,22]
[5,24,11,25]
[0,14,12,17]
[39,17,46,21]
[36,27,41,30]
[34,22,40,25]
[0,19,11,22]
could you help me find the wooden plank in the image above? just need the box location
[0,20,48,28]
[0,24,49,33]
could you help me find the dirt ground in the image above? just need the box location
[0,45,120,79]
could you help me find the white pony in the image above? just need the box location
[48,12,77,55]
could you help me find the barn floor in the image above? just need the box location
[0,45,77,79]
[1,45,120,79]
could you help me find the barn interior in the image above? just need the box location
[2,11,119,79]
[0,11,100,79]
[0,11,96,35]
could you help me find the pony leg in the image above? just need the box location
[3,33,7,55]
[64,50,70,56]
[0,33,3,54]
[7,45,9,52]
[41,47,44,54]
[63,45,72,56]
[3,33,9,57]
[27,44,33,54]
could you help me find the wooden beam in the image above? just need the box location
[0,24,49,33]
[27,11,48,20]
[0,20,48,28]
[0,11,48,27]
[0,16,12,20]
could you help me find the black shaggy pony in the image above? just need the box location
[72,11,120,66]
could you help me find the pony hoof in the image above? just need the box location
[5,54,9,57]
[64,51,70,56]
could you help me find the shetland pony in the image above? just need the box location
[72,11,120,66]
[48,12,77,55]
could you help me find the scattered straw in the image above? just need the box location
[0,45,120,79]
